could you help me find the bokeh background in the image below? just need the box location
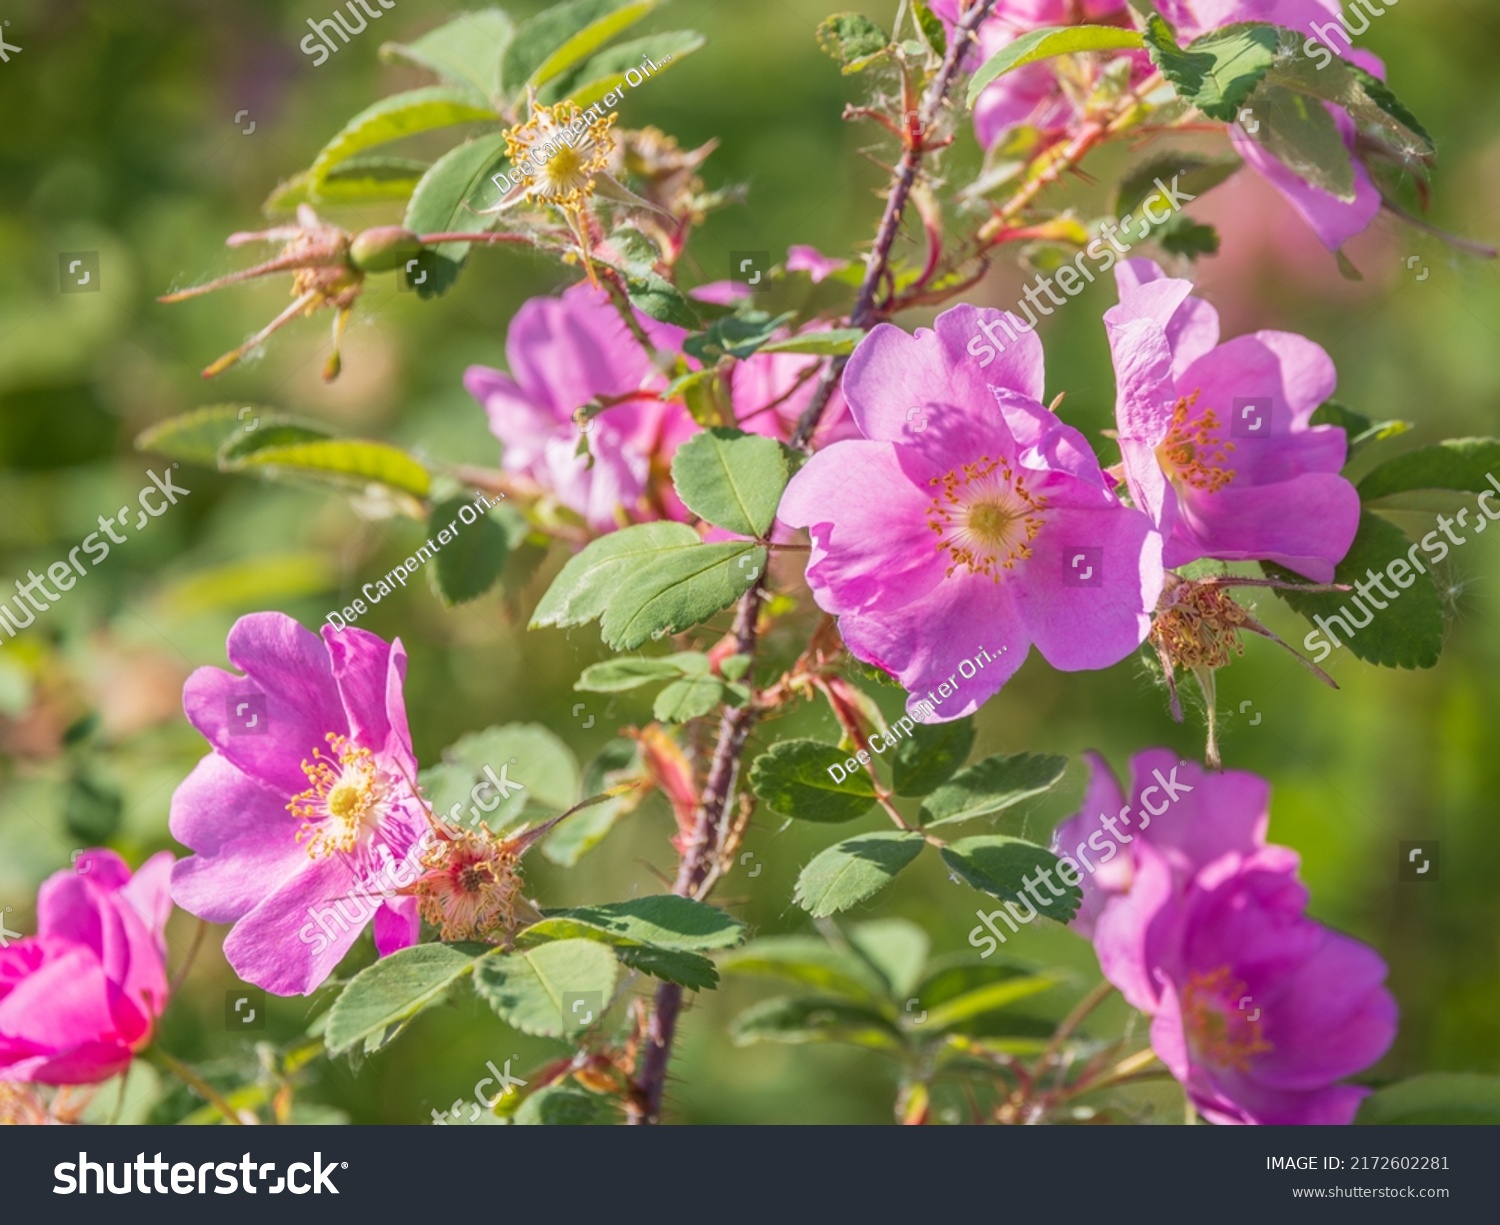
[1,0,1497,1123]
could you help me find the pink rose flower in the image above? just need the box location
[170,613,429,996]
[779,304,1163,718]
[0,850,173,1085]
[464,282,696,532]
[1104,258,1359,581]
[1055,750,1398,1124]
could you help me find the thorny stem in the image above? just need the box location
[789,0,1001,450]
[628,583,765,1124]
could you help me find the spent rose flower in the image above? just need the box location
[170,613,428,996]
[1055,750,1397,1124]
[464,282,695,532]
[779,304,1163,718]
[1104,258,1359,581]
[0,850,173,1085]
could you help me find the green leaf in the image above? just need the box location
[541,30,707,108]
[794,831,927,918]
[756,329,864,357]
[472,940,618,1037]
[514,1085,601,1125]
[891,717,975,797]
[749,740,878,823]
[653,675,730,722]
[223,438,431,502]
[598,540,764,650]
[670,427,789,537]
[1114,154,1241,220]
[917,968,1060,1033]
[402,133,512,297]
[730,996,905,1050]
[533,522,700,630]
[64,773,121,843]
[1156,215,1220,259]
[576,652,709,692]
[381,8,515,103]
[326,944,483,1056]
[1355,1073,1500,1125]
[918,753,1068,827]
[266,158,431,213]
[616,945,720,990]
[1357,439,1500,502]
[310,87,497,186]
[1310,400,1410,456]
[968,25,1145,106]
[1242,83,1355,201]
[913,1,946,57]
[423,723,579,834]
[504,0,660,95]
[427,495,508,606]
[940,836,1082,923]
[1144,17,1278,122]
[847,919,929,1000]
[682,311,795,365]
[816,14,891,73]
[616,265,700,329]
[1261,41,1433,161]
[719,936,888,1002]
[135,405,311,467]
[218,423,334,465]
[1265,511,1444,670]
[522,896,747,953]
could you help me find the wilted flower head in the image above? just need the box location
[412,826,529,943]
[0,850,173,1085]
[498,100,618,213]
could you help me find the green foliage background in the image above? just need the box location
[1,0,1497,1123]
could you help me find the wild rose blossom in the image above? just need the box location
[1104,258,1359,581]
[170,613,429,996]
[1055,750,1397,1124]
[465,282,695,532]
[779,304,1163,719]
[0,850,173,1085]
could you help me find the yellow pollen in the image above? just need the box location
[1182,965,1273,1074]
[1156,391,1236,494]
[502,101,617,212]
[926,455,1047,581]
[288,732,387,860]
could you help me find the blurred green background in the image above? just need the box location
[1,0,1497,1124]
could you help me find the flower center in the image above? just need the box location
[416,832,524,943]
[926,455,1047,581]
[288,733,390,860]
[1156,391,1235,494]
[1181,965,1272,1074]
[503,101,617,211]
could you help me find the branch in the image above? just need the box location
[789,0,1001,450]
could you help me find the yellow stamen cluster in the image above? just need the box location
[1149,581,1250,671]
[415,829,526,943]
[503,102,617,211]
[1181,965,1273,1073]
[1157,391,1236,493]
[288,733,387,860]
[926,456,1048,580]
